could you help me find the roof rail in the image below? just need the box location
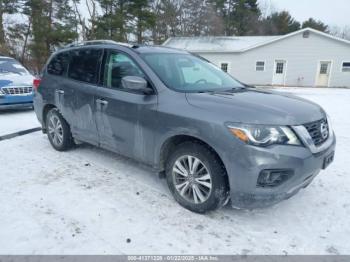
[64,40,136,49]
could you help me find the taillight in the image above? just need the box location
[33,78,41,90]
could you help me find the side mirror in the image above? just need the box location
[121,76,154,95]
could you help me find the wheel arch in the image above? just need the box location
[159,134,228,177]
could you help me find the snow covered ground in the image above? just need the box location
[0,88,349,255]
[0,108,39,136]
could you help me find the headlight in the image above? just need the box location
[227,124,301,147]
[326,115,333,133]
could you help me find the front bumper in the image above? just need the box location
[222,132,336,209]
[0,94,34,109]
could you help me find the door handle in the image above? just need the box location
[56,89,64,95]
[96,98,108,106]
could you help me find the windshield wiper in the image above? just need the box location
[221,86,247,92]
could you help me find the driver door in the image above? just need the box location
[95,50,158,163]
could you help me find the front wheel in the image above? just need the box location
[166,142,229,213]
[46,108,74,151]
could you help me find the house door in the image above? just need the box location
[272,60,286,86]
[316,61,331,87]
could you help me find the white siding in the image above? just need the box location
[196,31,350,87]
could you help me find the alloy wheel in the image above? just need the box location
[172,155,212,204]
[48,114,64,147]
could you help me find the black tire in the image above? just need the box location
[166,141,229,213]
[46,108,74,151]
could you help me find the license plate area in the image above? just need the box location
[323,151,334,169]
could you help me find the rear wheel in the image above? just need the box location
[46,108,74,151]
[166,142,229,213]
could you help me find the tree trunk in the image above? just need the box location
[21,19,32,63]
[47,0,53,53]
[137,20,142,43]
[0,10,6,50]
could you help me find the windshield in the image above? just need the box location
[141,53,244,92]
[0,58,28,75]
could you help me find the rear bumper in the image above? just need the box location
[222,133,336,209]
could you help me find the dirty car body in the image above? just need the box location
[33,42,336,211]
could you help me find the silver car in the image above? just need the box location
[33,41,336,213]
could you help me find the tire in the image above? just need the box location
[165,141,229,213]
[46,108,74,151]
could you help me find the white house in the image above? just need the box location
[163,28,350,88]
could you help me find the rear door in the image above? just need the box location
[66,48,103,145]
[46,51,75,124]
[95,50,158,162]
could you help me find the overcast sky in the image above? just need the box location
[259,0,349,28]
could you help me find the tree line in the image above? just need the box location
[0,0,346,73]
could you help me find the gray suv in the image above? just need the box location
[33,41,336,213]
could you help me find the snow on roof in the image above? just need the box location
[163,36,280,52]
[163,28,350,53]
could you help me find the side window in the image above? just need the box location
[47,52,69,76]
[104,52,145,89]
[68,49,102,84]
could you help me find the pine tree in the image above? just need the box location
[128,0,155,43]
[24,0,79,71]
[224,0,261,36]
[302,18,328,33]
[94,0,132,42]
[0,0,23,53]
[262,11,301,35]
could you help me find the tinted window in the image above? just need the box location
[47,52,69,76]
[0,58,28,75]
[103,52,144,89]
[68,49,102,84]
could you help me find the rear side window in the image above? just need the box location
[47,52,69,76]
[68,49,102,84]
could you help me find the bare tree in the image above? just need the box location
[330,25,350,41]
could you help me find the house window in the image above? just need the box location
[256,61,265,71]
[220,63,228,73]
[320,63,329,74]
[276,62,284,74]
[342,62,350,72]
[303,31,310,38]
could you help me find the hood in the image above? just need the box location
[185,88,326,125]
[0,72,33,88]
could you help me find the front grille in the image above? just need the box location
[1,86,33,95]
[303,118,329,146]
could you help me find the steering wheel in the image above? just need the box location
[195,79,207,84]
